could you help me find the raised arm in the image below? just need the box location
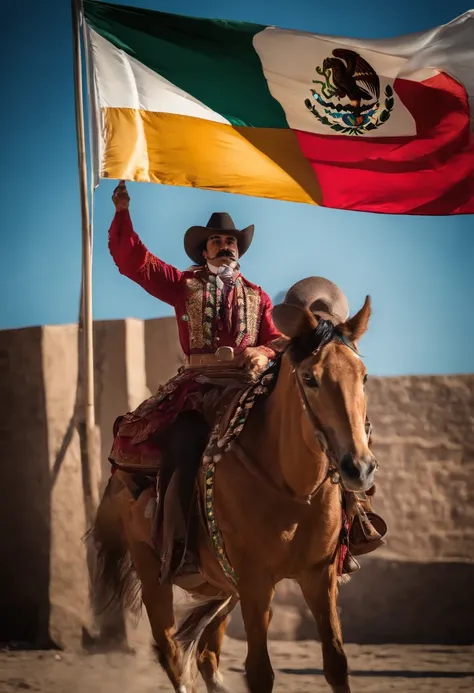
[108,181,182,306]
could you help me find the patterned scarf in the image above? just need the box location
[202,271,247,348]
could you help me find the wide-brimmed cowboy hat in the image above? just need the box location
[272,277,350,337]
[184,212,254,265]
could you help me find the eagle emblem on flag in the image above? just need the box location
[305,49,395,135]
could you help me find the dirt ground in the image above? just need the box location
[1,615,473,693]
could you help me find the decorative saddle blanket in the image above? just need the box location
[202,358,281,466]
[110,359,280,474]
[199,358,282,586]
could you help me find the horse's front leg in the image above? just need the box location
[239,577,275,693]
[297,563,350,693]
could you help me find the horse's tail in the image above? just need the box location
[174,593,238,688]
[84,477,142,619]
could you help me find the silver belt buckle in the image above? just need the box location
[215,346,234,362]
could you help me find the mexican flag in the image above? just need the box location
[83,0,474,215]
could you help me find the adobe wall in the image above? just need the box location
[0,317,181,648]
[93,318,149,490]
[0,325,93,649]
[144,316,185,392]
[368,374,474,561]
[1,319,473,647]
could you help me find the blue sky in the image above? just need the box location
[1,0,473,376]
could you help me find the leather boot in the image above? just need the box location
[349,508,388,556]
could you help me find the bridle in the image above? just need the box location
[231,338,374,507]
[292,338,374,504]
[292,366,340,503]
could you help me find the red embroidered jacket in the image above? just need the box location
[108,210,281,357]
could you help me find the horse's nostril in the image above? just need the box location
[367,460,377,476]
[340,454,361,480]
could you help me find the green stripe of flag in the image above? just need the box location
[83,0,288,127]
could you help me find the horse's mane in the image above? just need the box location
[270,309,359,366]
[287,315,342,364]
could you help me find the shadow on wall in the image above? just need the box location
[339,558,474,644]
[227,559,474,644]
[0,327,52,646]
[0,324,95,650]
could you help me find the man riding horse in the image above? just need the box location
[108,181,281,577]
[107,181,386,578]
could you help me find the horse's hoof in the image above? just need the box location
[205,676,230,693]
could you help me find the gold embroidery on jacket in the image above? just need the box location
[185,275,263,350]
[243,286,261,346]
[185,277,205,349]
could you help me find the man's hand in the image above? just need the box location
[239,347,269,374]
[112,180,130,211]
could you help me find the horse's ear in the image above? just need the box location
[272,303,317,338]
[341,296,371,342]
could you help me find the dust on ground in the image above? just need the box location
[1,638,473,693]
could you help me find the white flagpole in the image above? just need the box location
[71,0,98,518]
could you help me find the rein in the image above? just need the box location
[291,335,374,502]
[231,339,373,507]
[230,351,342,506]
[230,372,339,506]
[292,366,341,502]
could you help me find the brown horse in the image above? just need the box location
[88,294,376,693]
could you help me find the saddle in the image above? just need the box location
[184,346,259,388]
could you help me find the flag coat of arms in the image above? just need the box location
[83,0,474,214]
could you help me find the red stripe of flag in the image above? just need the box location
[296,73,474,214]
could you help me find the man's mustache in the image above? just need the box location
[215,249,236,258]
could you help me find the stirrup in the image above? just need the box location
[342,552,360,574]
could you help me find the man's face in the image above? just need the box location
[203,234,239,267]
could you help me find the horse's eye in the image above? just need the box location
[303,372,319,388]
[363,374,368,385]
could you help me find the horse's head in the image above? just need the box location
[275,294,376,493]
